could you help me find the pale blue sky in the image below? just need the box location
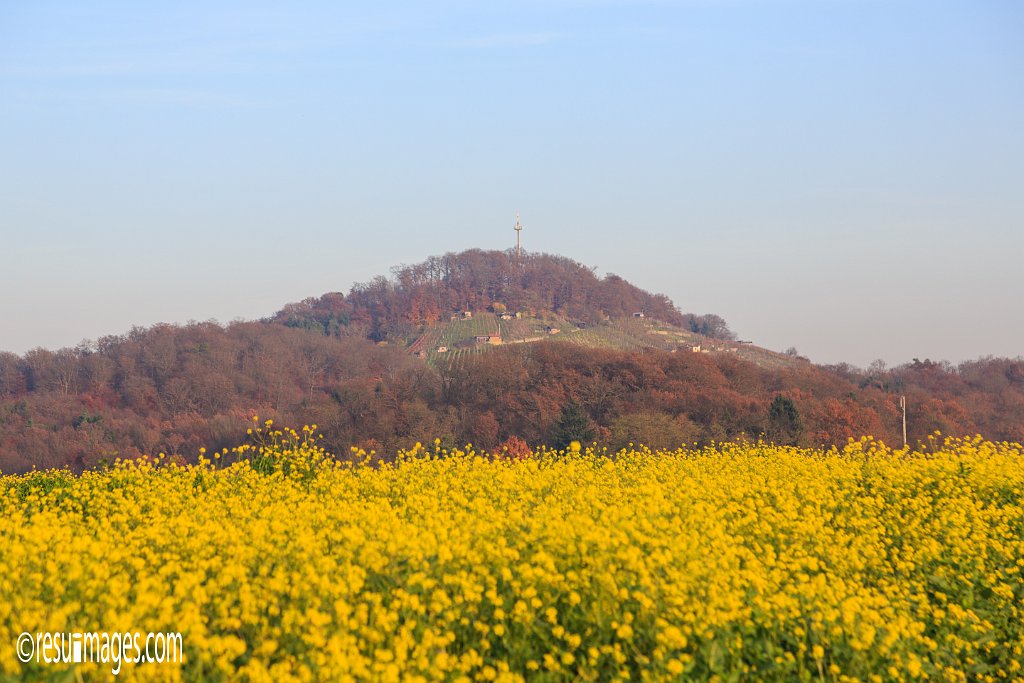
[1,1,1022,366]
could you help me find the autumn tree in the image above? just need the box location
[609,411,700,452]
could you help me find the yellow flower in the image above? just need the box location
[1,430,1020,681]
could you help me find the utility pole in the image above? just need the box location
[514,211,522,259]
[900,395,907,448]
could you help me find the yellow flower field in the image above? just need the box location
[1,428,1023,681]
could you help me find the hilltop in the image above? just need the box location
[268,249,735,342]
[264,248,801,373]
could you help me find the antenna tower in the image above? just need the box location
[514,212,523,259]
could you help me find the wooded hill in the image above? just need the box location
[270,249,736,342]
[1,250,1021,472]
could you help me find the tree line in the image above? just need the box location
[1,318,1021,473]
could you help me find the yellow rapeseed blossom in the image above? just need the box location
[0,432,1022,681]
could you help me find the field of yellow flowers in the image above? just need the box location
[1,426,1023,682]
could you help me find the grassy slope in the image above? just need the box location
[406,313,806,371]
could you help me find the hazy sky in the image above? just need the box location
[2,0,1022,367]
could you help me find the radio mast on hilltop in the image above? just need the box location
[514,211,523,259]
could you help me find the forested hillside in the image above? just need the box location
[1,249,1021,472]
[1,317,1022,473]
[269,249,735,341]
